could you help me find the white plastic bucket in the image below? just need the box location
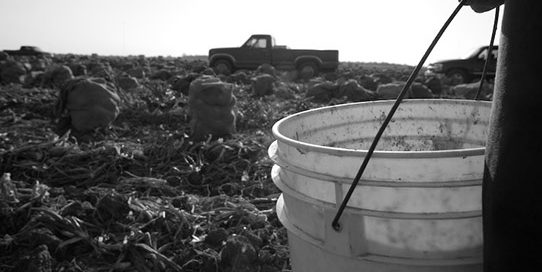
[269,99,491,272]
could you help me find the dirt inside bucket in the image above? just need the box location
[327,135,484,151]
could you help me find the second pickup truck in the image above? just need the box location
[426,46,498,85]
[3,46,52,57]
[208,34,339,77]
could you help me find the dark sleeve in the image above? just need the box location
[482,0,542,270]
[464,0,504,13]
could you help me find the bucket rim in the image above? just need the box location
[271,99,491,159]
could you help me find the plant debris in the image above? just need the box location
[1,54,463,271]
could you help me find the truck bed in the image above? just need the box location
[271,49,339,71]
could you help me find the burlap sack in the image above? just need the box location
[358,75,378,91]
[189,76,235,106]
[0,60,27,84]
[41,65,74,88]
[410,82,434,99]
[338,79,377,101]
[190,100,236,140]
[256,63,276,77]
[57,78,121,132]
[376,82,409,100]
[251,74,275,97]
[424,77,442,95]
[170,73,198,95]
[451,81,493,99]
[306,81,337,102]
[188,76,236,140]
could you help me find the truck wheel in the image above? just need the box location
[446,69,468,85]
[213,60,232,75]
[298,62,318,79]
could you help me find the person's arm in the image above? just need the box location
[463,0,504,13]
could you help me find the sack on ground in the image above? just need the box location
[57,78,121,132]
[189,76,235,106]
[306,81,337,102]
[337,79,377,101]
[409,82,433,98]
[376,82,409,100]
[189,76,236,140]
[251,74,275,97]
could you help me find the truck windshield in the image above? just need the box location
[467,47,498,59]
[243,37,267,48]
[476,48,498,60]
[467,47,484,59]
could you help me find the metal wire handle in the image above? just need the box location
[475,6,500,100]
[331,0,468,231]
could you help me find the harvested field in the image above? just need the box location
[0,54,484,272]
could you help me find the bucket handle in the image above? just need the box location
[332,0,474,232]
[475,6,500,100]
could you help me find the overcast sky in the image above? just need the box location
[0,0,502,65]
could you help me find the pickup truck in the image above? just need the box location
[426,46,498,85]
[208,34,339,77]
[3,46,52,57]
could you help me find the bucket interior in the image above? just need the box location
[275,100,490,152]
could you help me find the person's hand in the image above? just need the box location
[461,0,504,13]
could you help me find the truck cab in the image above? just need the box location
[236,35,276,69]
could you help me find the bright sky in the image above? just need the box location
[0,0,502,65]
